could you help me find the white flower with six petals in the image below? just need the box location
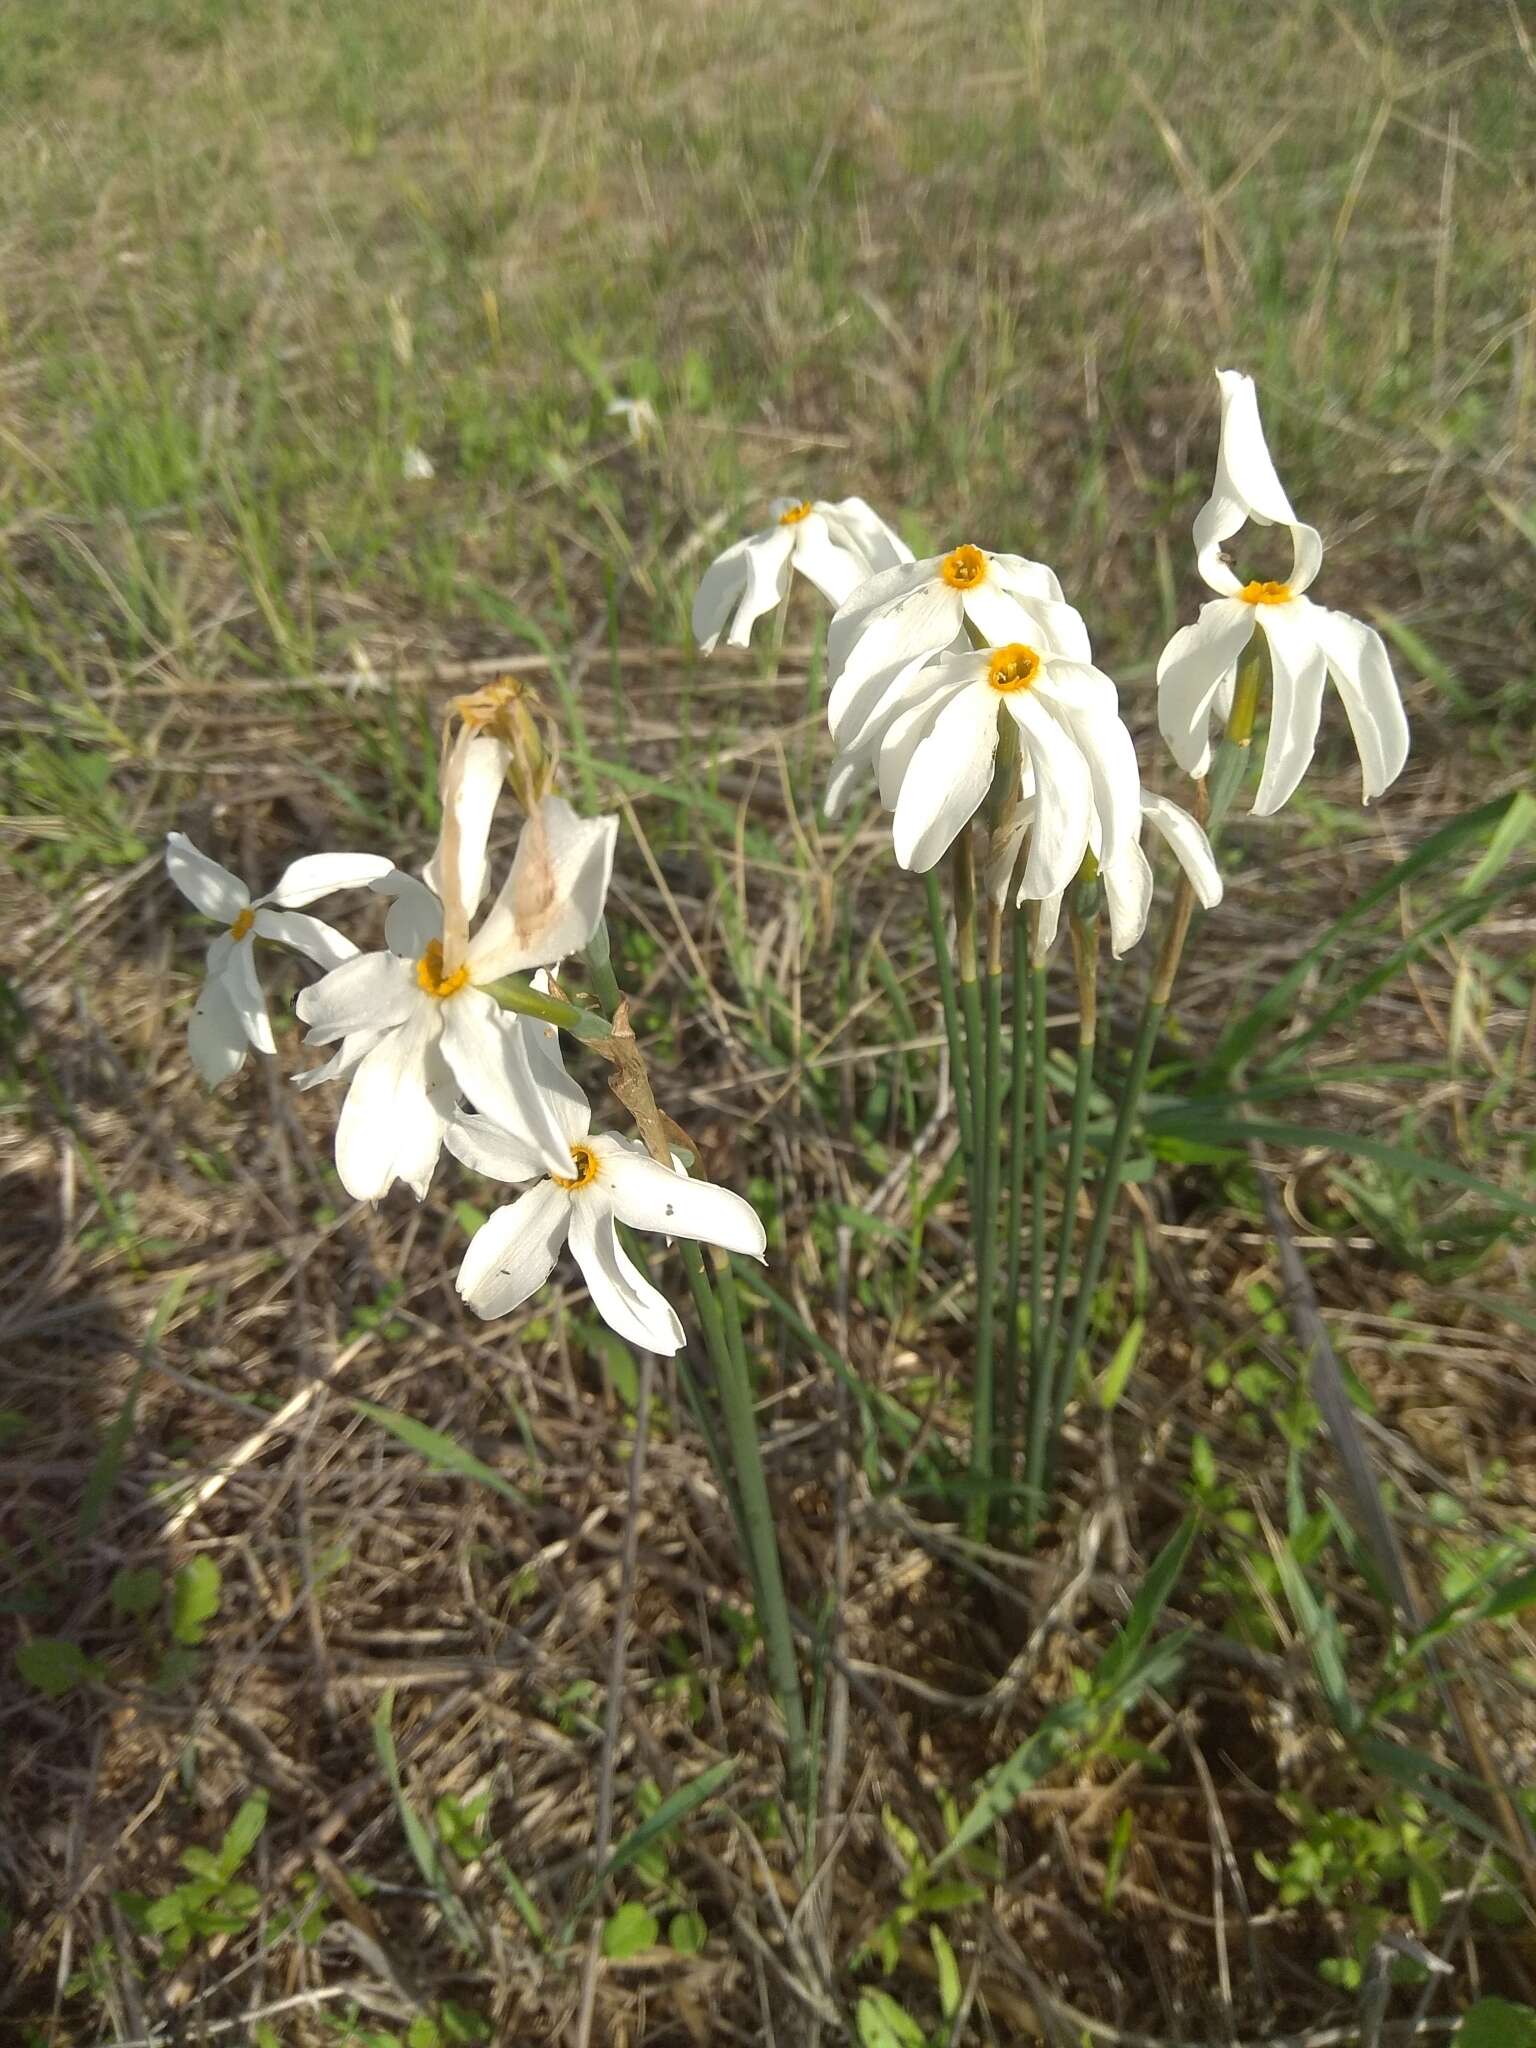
[692,496,912,653]
[165,832,391,1086]
[1156,369,1409,815]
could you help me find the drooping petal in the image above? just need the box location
[828,643,953,755]
[1035,665,1141,869]
[165,832,247,922]
[521,993,600,1149]
[1308,606,1410,804]
[253,908,359,971]
[891,683,1000,873]
[467,797,617,983]
[263,850,393,909]
[445,1109,549,1186]
[456,1181,572,1319]
[1029,883,1066,960]
[821,497,914,573]
[1140,792,1224,909]
[439,989,584,1177]
[334,1009,453,1201]
[876,673,974,810]
[985,800,1031,912]
[822,749,869,820]
[1155,597,1255,777]
[1100,840,1156,956]
[221,935,276,1055]
[296,951,419,1044]
[1252,602,1329,816]
[1192,370,1300,592]
[186,973,249,1086]
[593,1138,767,1259]
[373,871,444,958]
[691,534,753,654]
[568,1197,685,1353]
[425,732,509,922]
[718,525,798,651]
[1007,689,1094,900]
[293,1025,386,1092]
[787,511,868,607]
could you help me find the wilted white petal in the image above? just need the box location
[296,951,418,1044]
[264,851,393,910]
[166,832,247,922]
[1309,606,1410,803]
[439,990,582,1177]
[334,1009,453,1201]
[593,1138,767,1259]
[1140,792,1223,909]
[457,1181,571,1319]
[1252,603,1328,816]
[892,684,1000,873]
[425,733,509,922]
[468,797,617,982]
[253,908,359,971]
[568,1198,685,1353]
[187,974,249,1086]
[1155,598,1254,777]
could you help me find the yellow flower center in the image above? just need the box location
[1238,578,1290,606]
[229,906,255,941]
[778,500,814,526]
[986,643,1041,694]
[416,939,470,1000]
[940,544,987,590]
[550,1143,600,1192]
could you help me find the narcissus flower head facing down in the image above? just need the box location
[1156,369,1409,815]
[449,1030,766,1356]
[692,496,912,653]
[164,833,392,1086]
[294,794,617,1203]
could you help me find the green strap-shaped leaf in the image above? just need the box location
[351,1398,526,1505]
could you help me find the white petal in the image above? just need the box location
[1101,840,1156,956]
[221,936,275,1055]
[293,1025,386,1091]
[264,851,393,910]
[985,802,1030,911]
[720,525,796,649]
[1029,884,1066,959]
[165,832,247,922]
[568,1198,685,1354]
[822,749,869,820]
[1309,606,1410,804]
[878,678,974,811]
[1155,598,1255,777]
[206,932,234,976]
[592,1138,767,1259]
[457,1181,571,1319]
[334,1011,453,1201]
[1035,666,1141,869]
[425,733,509,922]
[980,551,1066,606]
[1252,603,1328,816]
[1287,521,1325,598]
[1193,370,1299,591]
[826,563,959,732]
[829,643,954,754]
[892,684,1000,873]
[788,512,867,607]
[691,536,752,654]
[1007,690,1094,900]
[439,990,584,1178]
[186,974,249,1086]
[467,797,617,982]
[296,951,419,1043]
[373,871,444,958]
[1140,792,1223,909]
[821,497,913,572]
[253,908,358,971]
[445,1109,549,1185]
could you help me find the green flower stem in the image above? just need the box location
[966,911,1005,1540]
[952,833,986,1192]
[1026,954,1048,1381]
[997,904,1032,1487]
[1043,639,1265,1476]
[925,871,972,1174]
[681,1242,809,1802]
[1025,884,1099,1536]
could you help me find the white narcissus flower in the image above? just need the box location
[692,496,912,653]
[860,639,1142,892]
[1157,369,1409,816]
[824,545,1091,755]
[295,794,617,1202]
[165,833,391,1086]
[989,788,1223,961]
[449,1041,766,1355]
